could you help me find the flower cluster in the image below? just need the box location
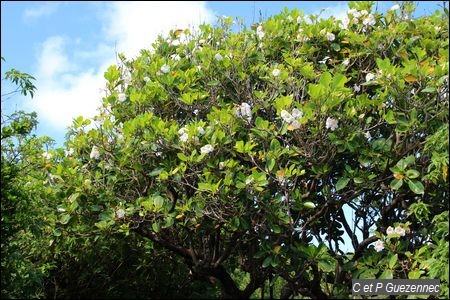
[235,102,252,122]
[118,93,126,102]
[178,127,189,142]
[200,144,214,154]
[115,208,126,219]
[374,240,384,252]
[64,148,74,157]
[325,117,339,131]
[160,64,170,74]
[90,146,100,160]
[342,8,377,29]
[272,68,280,77]
[42,151,52,160]
[280,108,303,130]
[256,25,264,39]
[386,225,406,237]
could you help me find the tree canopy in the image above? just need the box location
[2,1,449,298]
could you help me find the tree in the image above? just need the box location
[50,1,448,298]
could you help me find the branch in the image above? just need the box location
[133,225,192,260]
[353,235,378,259]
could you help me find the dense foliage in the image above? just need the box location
[2,1,449,298]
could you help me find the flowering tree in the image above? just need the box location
[50,2,448,298]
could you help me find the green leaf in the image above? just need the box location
[234,140,245,153]
[274,95,293,112]
[379,270,393,279]
[141,200,153,211]
[152,222,161,233]
[303,202,316,209]
[266,158,276,171]
[262,256,272,268]
[406,169,420,179]
[59,214,71,225]
[270,138,281,152]
[407,179,425,194]
[177,152,189,161]
[408,269,424,279]
[153,195,165,209]
[388,254,398,269]
[353,177,364,184]
[336,177,350,191]
[149,168,164,177]
[390,178,403,190]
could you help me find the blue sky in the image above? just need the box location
[2,1,443,147]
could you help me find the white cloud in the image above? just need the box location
[315,3,349,21]
[26,35,111,129]
[23,2,60,20]
[29,1,214,132]
[102,1,214,58]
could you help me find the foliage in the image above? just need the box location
[2,1,449,298]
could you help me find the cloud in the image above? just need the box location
[315,3,349,21]
[26,35,110,130]
[23,2,59,20]
[102,1,214,58]
[29,1,214,134]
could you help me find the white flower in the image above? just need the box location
[342,59,350,66]
[280,110,294,123]
[366,73,376,82]
[374,240,384,252]
[341,17,350,29]
[290,120,301,130]
[178,127,188,135]
[90,146,100,160]
[143,76,151,82]
[390,4,400,11]
[325,117,338,131]
[394,226,406,236]
[386,226,395,235]
[198,39,205,45]
[42,151,52,160]
[287,16,293,22]
[219,161,225,170]
[326,32,335,41]
[236,102,252,122]
[118,93,126,102]
[196,65,202,72]
[297,16,302,24]
[256,25,265,39]
[193,109,199,115]
[215,53,223,61]
[318,56,330,64]
[170,39,180,46]
[353,84,361,93]
[200,144,214,154]
[197,126,205,135]
[272,68,281,77]
[245,178,253,185]
[170,54,181,61]
[363,14,376,26]
[179,133,189,142]
[348,9,361,18]
[292,108,303,119]
[64,148,74,157]
[365,131,372,140]
[160,64,170,74]
[115,208,126,219]
[360,10,368,16]
[57,207,66,212]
